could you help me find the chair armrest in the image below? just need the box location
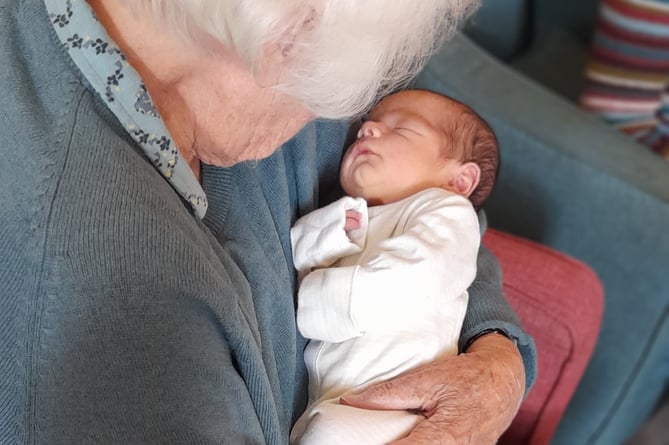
[483,229,604,445]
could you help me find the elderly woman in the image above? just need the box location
[0,0,534,444]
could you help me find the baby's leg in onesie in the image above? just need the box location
[296,398,423,445]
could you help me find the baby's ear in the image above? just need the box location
[450,162,481,198]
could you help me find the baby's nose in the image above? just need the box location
[357,121,382,138]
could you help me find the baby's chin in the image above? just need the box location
[341,169,400,204]
[339,179,359,199]
[341,184,384,206]
[340,171,368,196]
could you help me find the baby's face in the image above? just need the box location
[340,90,463,205]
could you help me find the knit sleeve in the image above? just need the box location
[459,212,538,392]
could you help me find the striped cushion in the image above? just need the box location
[580,0,669,159]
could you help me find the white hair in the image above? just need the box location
[141,0,480,119]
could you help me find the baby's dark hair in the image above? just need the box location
[442,99,499,210]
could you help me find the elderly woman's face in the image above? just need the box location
[189,83,313,167]
[180,54,314,166]
[87,0,314,169]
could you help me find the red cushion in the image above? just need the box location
[482,229,604,445]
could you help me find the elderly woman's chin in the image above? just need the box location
[192,109,314,167]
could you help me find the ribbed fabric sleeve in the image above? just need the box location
[459,243,538,393]
[291,196,368,274]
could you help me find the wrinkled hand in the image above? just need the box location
[340,333,525,445]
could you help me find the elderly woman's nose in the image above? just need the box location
[357,121,382,138]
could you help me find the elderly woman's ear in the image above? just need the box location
[256,6,319,87]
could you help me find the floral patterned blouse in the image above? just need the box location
[44,0,208,218]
